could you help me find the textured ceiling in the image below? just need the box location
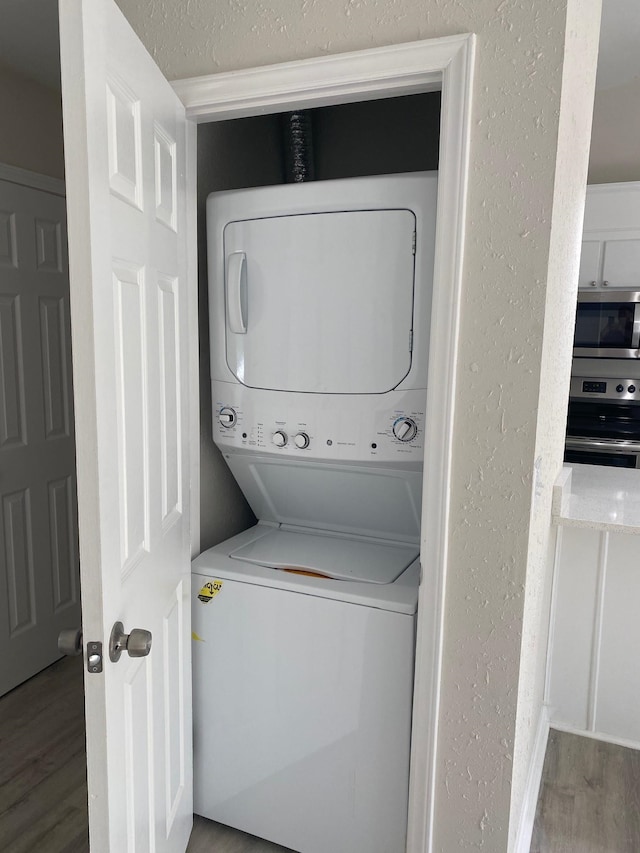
[0,0,637,91]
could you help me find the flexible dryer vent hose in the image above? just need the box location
[282,110,315,182]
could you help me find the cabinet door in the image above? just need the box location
[578,240,602,289]
[602,239,640,289]
[595,533,640,742]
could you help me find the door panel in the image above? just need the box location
[0,177,81,697]
[59,0,194,850]
[602,238,640,289]
[577,239,602,288]
[224,209,416,393]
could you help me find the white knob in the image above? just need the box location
[219,407,237,428]
[393,417,418,442]
[272,430,287,447]
[294,432,310,449]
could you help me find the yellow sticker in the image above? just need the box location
[197,580,223,603]
[192,631,204,642]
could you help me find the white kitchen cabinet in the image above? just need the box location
[578,182,640,290]
[578,239,603,289]
[547,523,640,746]
[602,238,640,289]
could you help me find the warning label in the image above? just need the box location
[197,580,223,603]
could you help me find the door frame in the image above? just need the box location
[173,34,475,853]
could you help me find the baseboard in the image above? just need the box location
[549,720,640,752]
[514,705,550,853]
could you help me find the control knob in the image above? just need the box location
[272,430,288,448]
[393,417,418,442]
[219,407,237,428]
[294,432,310,449]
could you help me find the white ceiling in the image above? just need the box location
[0,0,637,92]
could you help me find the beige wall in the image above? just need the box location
[114,0,601,848]
[0,60,64,180]
[589,77,640,184]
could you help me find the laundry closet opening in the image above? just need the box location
[195,91,441,550]
[191,89,441,852]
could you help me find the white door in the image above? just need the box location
[223,209,416,394]
[0,177,81,697]
[59,1,195,850]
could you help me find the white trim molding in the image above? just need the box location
[0,162,65,196]
[171,33,476,852]
[514,707,550,853]
[172,34,471,122]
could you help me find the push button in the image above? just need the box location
[629,385,636,394]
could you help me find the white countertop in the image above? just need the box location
[553,463,640,534]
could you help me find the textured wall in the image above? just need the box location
[589,77,640,184]
[113,1,601,849]
[0,60,64,179]
[510,2,601,843]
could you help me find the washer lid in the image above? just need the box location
[228,526,418,584]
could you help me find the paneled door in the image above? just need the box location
[0,175,80,697]
[59,0,195,850]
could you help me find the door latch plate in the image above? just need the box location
[86,641,103,673]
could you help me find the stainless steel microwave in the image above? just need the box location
[573,290,640,358]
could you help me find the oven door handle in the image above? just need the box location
[566,437,640,454]
[633,306,640,349]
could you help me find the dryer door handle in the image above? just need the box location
[227,251,247,334]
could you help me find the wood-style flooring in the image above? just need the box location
[2,662,639,852]
[531,728,640,853]
[0,657,88,853]
[0,657,292,852]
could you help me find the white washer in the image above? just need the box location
[192,523,419,853]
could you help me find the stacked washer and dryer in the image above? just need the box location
[192,172,438,853]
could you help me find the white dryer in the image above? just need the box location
[193,172,438,852]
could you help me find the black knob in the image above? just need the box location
[629,385,636,393]
[617,384,624,392]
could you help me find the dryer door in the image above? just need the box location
[223,209,416,394]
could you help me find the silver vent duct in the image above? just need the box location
[282,110,315,183]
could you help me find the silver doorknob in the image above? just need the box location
[58,627,83,656]
[109,621,152,662]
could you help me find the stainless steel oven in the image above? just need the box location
[565,373,640,468]
[574,290,640,359]
[565,437,640,468]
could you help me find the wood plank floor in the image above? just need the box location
[0,657,89,853]
[531,728,640,853]
[0,658,292,852]
[3,664,639,852]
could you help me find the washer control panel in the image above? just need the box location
[212,382,426,463]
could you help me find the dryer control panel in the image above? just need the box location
[212,381,426,464]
